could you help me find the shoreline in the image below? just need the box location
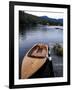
[37,24,63,30]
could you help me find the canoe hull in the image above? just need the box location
[21,43,48,79]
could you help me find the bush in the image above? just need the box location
[53,43,63,56]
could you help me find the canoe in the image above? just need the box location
[21,43,48,79]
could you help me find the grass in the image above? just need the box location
[52,43,63,56]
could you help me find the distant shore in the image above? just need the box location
[37,24,63,30]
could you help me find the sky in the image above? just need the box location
[25,11,63,19]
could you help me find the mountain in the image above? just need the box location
[57,19,63,23]
[40,16,63,25]
[19,11,63,29]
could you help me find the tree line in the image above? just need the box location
[19,11,63,29]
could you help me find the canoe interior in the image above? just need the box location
[28,44,47,58]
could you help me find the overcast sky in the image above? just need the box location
[25,11,63,19]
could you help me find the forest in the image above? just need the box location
[19,11,63,28]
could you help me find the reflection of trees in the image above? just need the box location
[19,28,26,40]
[19,26,37,40]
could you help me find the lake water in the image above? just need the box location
[19,25,63,78]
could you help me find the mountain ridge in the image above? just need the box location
[40,16,63,24]
[19,11,63,28]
